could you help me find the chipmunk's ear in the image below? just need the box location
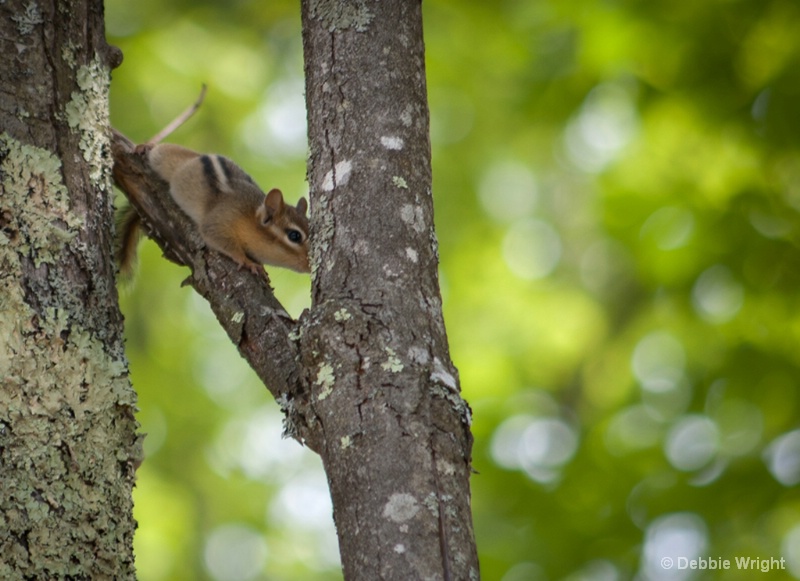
[296,197,308,216]
[259,189,284,224]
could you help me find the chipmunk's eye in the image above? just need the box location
[287,229,303,244]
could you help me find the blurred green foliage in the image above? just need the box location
[107,0,800,579]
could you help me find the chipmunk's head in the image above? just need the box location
[253,188,310,273]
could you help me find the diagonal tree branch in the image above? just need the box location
[110,129,321,451]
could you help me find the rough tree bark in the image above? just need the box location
[299,1,480,579]
[111,0,480,578]
[0,0,139,579]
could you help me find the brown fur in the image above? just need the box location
[115,203,143,280]
[115,143,309,279]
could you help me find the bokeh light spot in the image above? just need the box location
[203,524,268,581]
[764,429,800,486]
[502,219,562,280]
[642,513,708,580]
[692,265,744,323]
[664,415,719,472]
[632,331,686,394]
[564,82,638,172]
[478,161,538,223]
[491,414,579,483]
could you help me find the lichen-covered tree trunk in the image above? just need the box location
[299,1,480,578]
[0,0,139,578]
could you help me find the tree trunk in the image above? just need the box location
[0,1,138,579]
[299,1,480,578]
[108,0,480,577]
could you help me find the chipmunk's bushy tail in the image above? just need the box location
[115,203,143,281]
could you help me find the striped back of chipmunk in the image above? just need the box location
[200,154,257,196]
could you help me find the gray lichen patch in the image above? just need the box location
[309,0,374,32]
[422,492,439,517]
[400,203,425,233]
[430,357,457,390]
[429,382,472,427]
[383,492,419,523]
[64,57,112,189]
[0,133,81,267]
[429,357,472,426]
[321,160,353,192]
[11,1,44,35]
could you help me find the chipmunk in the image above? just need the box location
[117,143,310,278]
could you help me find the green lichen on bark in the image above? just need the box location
[0,253,139,578]
[0,133,81,267]
[0,166,138,575]
[0,233,138,578]
[316,362,336,400]
[64,57,112,189]
[381,347,403,373]
[1,0,138,576]
[0,69,137,579]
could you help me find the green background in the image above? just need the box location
[107,0,800,579]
